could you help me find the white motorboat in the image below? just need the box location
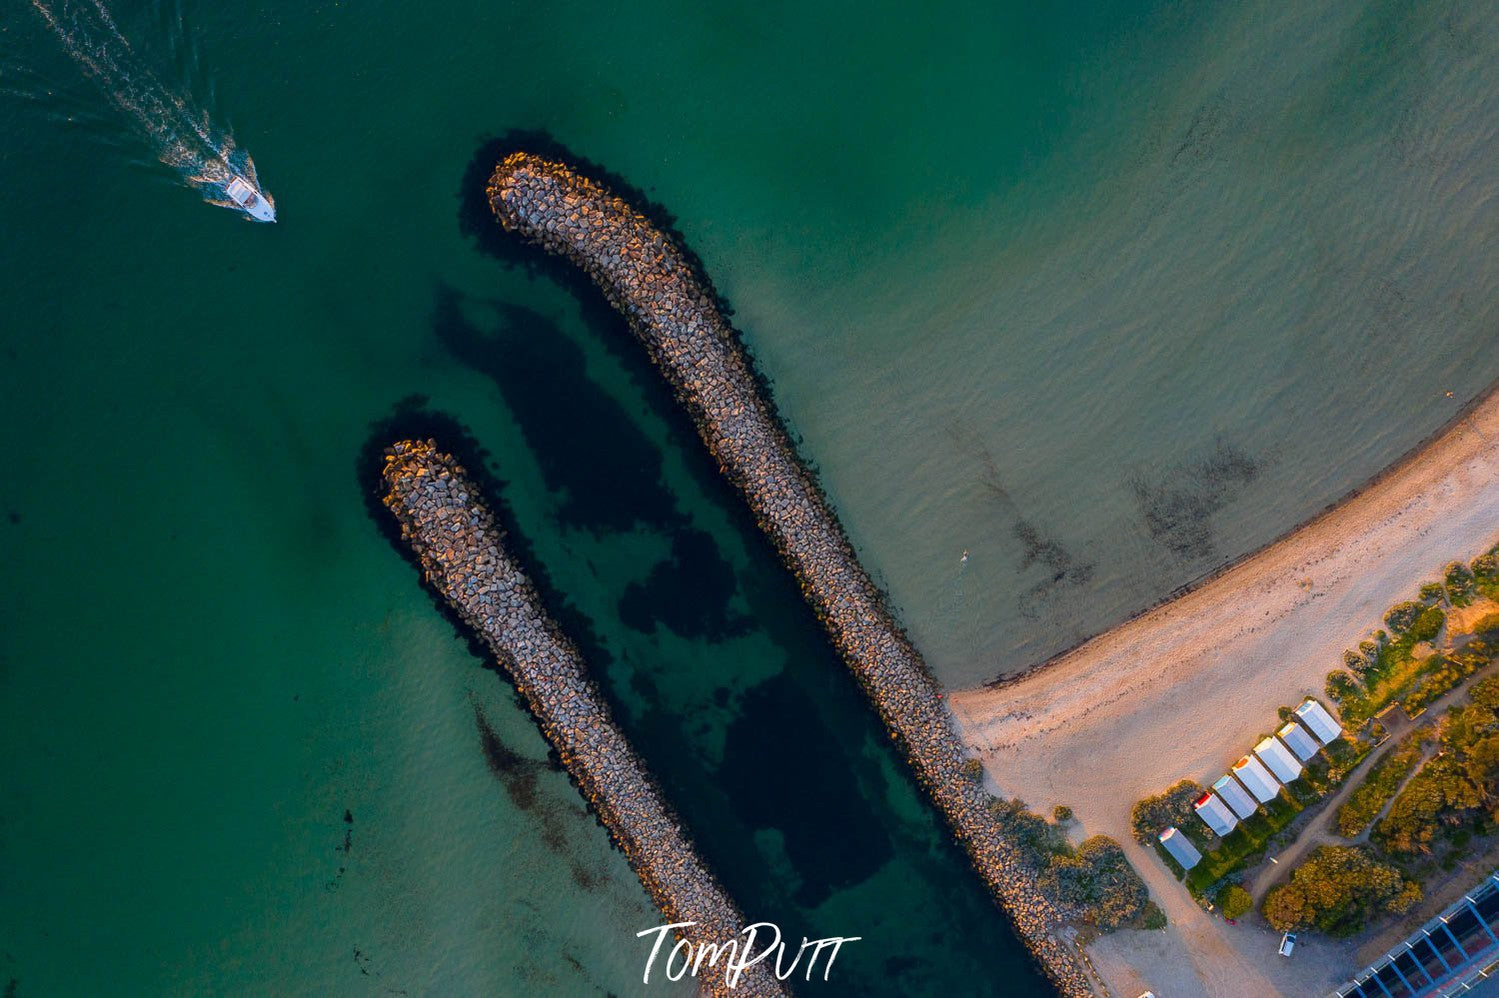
[225,175,275,222]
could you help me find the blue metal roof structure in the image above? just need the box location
[1331,872,1499,997]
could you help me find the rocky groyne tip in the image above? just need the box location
[380,438,784,998]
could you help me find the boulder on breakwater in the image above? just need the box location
[380,438,783,998]
[486,152,1100,997]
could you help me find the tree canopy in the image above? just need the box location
[1261,846,1421,936]
[1374,699,1499,854]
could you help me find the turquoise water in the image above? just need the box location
[3,0,1498,993]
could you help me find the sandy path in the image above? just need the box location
[951,387,1499,995]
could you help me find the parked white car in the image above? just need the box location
[1279,932,1297,957]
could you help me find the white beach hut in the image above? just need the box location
[1232,755,1281,803]
[1295,699,1344,745]
[1159,827,1201,870]
[1278,721,1321,762]
[1255,736,1304,784]
[1213,774,1258,820]
[1193,791,1239,836]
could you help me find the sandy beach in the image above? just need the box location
[949,385,1499,995]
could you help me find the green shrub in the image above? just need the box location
[1132,781,1211,847]
[1337,614,1493,728]
[1471,675,1499,711]
[1408,606,1446,644]
[1303,756,1338,797]
[1287,778,1322,806]
[1053,804,1074,822]
[1323,735,1372,777]
[1375,754,1483,854]
[1478,549,1499,598]
[1419,581,1447,604]
[1443,702,1499,752]
[1343,640,1383,676]
[960,758,984,781]
[1447,562,1477,605]
[1039,836,1153,931]
[1326,670,1357,703]
[990,800,1154,933]
[1465,732,1499,799]
[1385,601,1425,635]
[989,798,1067,860]
[1140,903,1167,930]
[1218,884,1253,920]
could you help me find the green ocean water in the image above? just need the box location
[2,0,1498,994]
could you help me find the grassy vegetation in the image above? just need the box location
[989,798,1160,931]
[1373,679,1499,857]
[1447,561,1478,608]
[1475,549,1499,601]
[1333,625,1447,728]
[1322,734,1374,781]
[1186,792,1303,894]
[1267,673,1499,939]
[1040,836,1159,931]
[1402,646,1488,717]
[1336,727,1432,837]
[1326,548,1499,728]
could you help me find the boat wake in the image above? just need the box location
[29,0,274,221]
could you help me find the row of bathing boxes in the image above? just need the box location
[1159,699,1344,870]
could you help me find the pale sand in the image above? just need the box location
[949,387,1499,996]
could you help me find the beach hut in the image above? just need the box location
[1255,736,1304,784]
[1213,774,1258,820]
[1193,791,1239,836]
[1232,755,1281,803]
[1159,827,1201,871]
[1296,699,1343,745]
[1278,721,1321,762]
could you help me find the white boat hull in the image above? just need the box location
[225,176,276,222]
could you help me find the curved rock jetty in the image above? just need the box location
[487,153,1096,996]
[381,439,783,998]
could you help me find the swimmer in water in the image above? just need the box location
[960,550,969,564]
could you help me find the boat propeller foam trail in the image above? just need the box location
[30,0,275,221]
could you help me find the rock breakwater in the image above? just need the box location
[381,439,783,998]
[487,152,1096,996]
